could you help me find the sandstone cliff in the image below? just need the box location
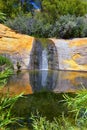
[0,24,34,69]
[0,24,87,71]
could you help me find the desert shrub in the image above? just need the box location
[5,14,52,38]
[5,14,87,38]
[51,15,86,38]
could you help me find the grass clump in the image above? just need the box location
[0,56,14,87]
[0,68,13,87]
[63,89,87,127]
[0,94,23,130]
[30,90,87,130]
[0,55,13,69]
[0,12,6,23]
[31,113,59,130]
[31,114,79,130]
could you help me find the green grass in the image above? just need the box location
[0,94,23,130]
[0,55,14,87]
[30,90,87,130]
[0,12,6,23]
[0,68,13,87]
[0,89,87,130]
[0,55,13,69]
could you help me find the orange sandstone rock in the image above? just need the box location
[51,38,87,71]
[0,24,87,71]
[0,24,34,69]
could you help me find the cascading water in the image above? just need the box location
[41,49,48,70]
[40,49,48,88]
[30,38,59,70]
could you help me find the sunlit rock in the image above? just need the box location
[0,24,87,71]
[51,38,87,71]
[0,24,34,69]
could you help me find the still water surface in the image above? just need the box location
[1,70,87,95]
[1,70,87,130]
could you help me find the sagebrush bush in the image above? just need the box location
[51,15,87,38]
[5,14,87,38]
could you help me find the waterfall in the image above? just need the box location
[41,49,48,70]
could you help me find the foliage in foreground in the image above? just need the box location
[0,89,87,129]
[0,94,23,130]
[0,55,20,129]
[31,113,87,130]
[31,89,87,130]
[0,55,13,69]
[0,68,13,87]
[0,55,13,87]
[0,12,6,23]
[64,89,87,125]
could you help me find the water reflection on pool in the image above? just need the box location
[1,70,87,95]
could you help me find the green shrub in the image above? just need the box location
[42,0,87,22]
[5,14,87,38]
[0,0,87,19]
[51,15,87,38]
[0,0,21,18]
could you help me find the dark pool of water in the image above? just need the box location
[1,70,87,95]
[1,70,87,130]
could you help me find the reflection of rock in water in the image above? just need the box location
[29,70,58,92]
[54,71,87,92]
[1,70,87,96]
[29,70,42,92]
[3,71,33,95]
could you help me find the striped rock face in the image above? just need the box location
[0,24,87,71]
[51,38,87,71]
